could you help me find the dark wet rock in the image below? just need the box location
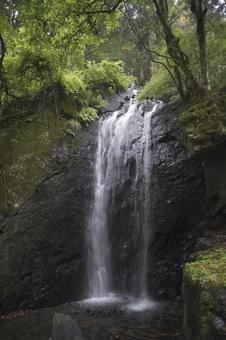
[203,141,226,230]
[0,119,99,312]
[101,91,128,114]
[196,236,219,250]
[149,102,208,299]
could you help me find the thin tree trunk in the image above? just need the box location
[190,0,210,91]
[0,33,8,96]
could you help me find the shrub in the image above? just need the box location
[60,71,86,96]
[77,107,98,125]
[138,67,176,101]
[4,51,56,98]
[84,60,134,92]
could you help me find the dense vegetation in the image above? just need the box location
[0,1,134,123]
[0,1,226,116]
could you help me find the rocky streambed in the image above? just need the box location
[0,300,183,340]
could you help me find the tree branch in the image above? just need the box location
[71,0,126,16]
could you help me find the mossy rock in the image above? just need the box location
[184,248,226,287]
[183,248,226,339]
[179,92,226,154]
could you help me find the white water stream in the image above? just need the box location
[87,97,162,309]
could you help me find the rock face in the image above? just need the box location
[150,102,208,299]
[0,120,98,311]
[182,142,226,340]
[203,141,226,231]
[0,99,208,312]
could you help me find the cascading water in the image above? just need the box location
[129,101,163,310]
[87,100,137,299]
[87,96,163,307]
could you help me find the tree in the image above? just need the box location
[152,0,202,100]
[1,0,226,106]
[190,0,209,90]
[0,34,7,96]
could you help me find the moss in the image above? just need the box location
[184,248,226,287]
[179,92,226,154]
[0,107,74,214]
[200,291,215,308]
[66,119,81,133]
[58,94,81,116]
[199,291,216,337]
[183,247,226,339]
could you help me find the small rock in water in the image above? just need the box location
[52,313,84,340]
[213,316,225,330]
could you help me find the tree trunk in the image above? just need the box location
[153,0,203,100]
[0,33,8,104]
[190,0,210,91]
[0,34,5,87]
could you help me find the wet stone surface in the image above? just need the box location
[0,301,183,340]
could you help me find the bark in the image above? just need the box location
[174,65,186,100]
[153,0,203,100]
[0,33,9,116]
[0,34,5,87]
[190,0,210,91]
[0,33,8,95]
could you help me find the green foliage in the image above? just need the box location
[4,51,57,97]
[60,71,86,96]
[0,0,132,125]
[207,18,226,89]
[179,93,226,153]
[57,60,131,124]
[1,0,225,114]
[77,107,98,125]
[138,67,176,101]
[66,119,82,134]
[84,60,134,92]
[136,1,226,100]
[60,60,132,99]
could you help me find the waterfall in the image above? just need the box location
[87,97,163,304]
[87,101,137,298]
[134,102,162,302]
